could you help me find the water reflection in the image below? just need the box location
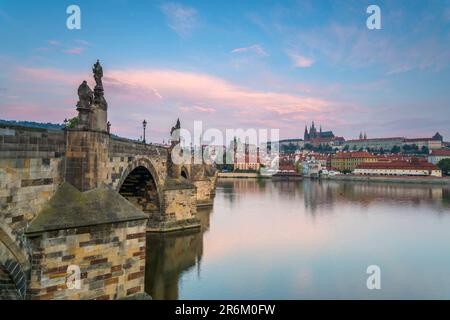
[219,178,450,214]
[146,179,450,299]
[145,208,211,300]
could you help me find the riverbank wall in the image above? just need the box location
[218,172,450,186]
[321,174,450,185]
[218,172,261,178]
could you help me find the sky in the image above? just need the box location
[0,0,449,143]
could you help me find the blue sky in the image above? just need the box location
[0,0,449,142]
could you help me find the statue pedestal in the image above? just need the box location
[89,104,108,132]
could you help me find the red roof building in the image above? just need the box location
[355,158,442,177]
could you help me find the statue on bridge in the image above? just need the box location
[75,81,93,129]
[76,81,93,110]
[93,59,104,89]
[92,60,108,111]
[74,61,108,130]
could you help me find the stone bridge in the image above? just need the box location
[0,61,217,299]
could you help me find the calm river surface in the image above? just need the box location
[145,178,450,299]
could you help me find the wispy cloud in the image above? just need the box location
[15,67,82,85]
[231,44,268,57]
[104,68,329,116]
[62,47,84,55]
[74,39,89,46]
[33,40,87,56]
[8,66,335,139]
[180,105,216,113]
[287,52,314,68]
[160,2,198,37]
[295,21,450,74]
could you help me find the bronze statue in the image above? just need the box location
[76,80,93,109]
[93,59,103,89]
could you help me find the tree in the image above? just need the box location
[296,162,303,175]
[282,143,298,154]
[66,117,78,129]
[437,158,450,176]
[391,146,401,154]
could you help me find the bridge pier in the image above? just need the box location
[147,180,200,232]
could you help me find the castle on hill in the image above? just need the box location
[304,121,335,141]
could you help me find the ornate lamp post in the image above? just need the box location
[142,119,147,144]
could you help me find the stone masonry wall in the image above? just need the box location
[193,179,215,206]
[65,130,109,191]
[0,125,65,252]
[107,137,169,191]
[162,188,197,221]
[27,220,147,300]
[190,163,217,206]
[147,186,199,232]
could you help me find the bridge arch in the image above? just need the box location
[117,158,162,215]
[0,227,29,300]
[181,166,189,180]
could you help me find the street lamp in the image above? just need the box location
[142,119,147,144]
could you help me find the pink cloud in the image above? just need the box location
[15,67,82,85]
[180,105,216,113]
[63,47,84,55]
[4,65,343,140]
[105,69,329,116]
[231,44,268,57]
[1,102,75,123]
[287,52,314,68]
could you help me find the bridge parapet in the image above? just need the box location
[0,124,65,256]
[108,137,169,190]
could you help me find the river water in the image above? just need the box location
[145,178,450,299]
